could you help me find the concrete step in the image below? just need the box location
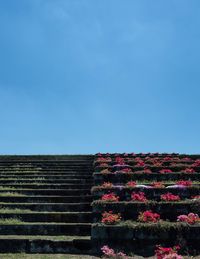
[0,176,93,180]
[0,195,93,203]
[0,223,91,235]
[0,184,92,189]
[0,189,91,196]
[0,235,92,253]
[0,212,92,223]
[0,203,91,212]
[0,179,94,184]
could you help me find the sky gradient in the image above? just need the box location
[0,0,200,154]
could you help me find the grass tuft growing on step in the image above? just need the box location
[0,218,23,224]
[0,207,32,213]
[0,192,27,197]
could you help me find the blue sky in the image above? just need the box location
[0,0,200,154]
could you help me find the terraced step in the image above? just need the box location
[0,235,92,253]
[0,223,91,235]
[0,212,92,223]
[0,184,92,189]
[0,189,91,196]
[0,203,91,212]
[0,179,94,184]
[0,174,93,179]
[0,195,93,203]
[0,155,94,255]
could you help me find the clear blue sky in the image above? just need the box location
[0,0,200,154]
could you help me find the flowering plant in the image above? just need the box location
[136,161,146,167]
[101,245,127,258]
[131,191,147,202]
[192,195,200,200]
[160,193,181,202]
[176,180,192,187]
[155,245,182,259]
[151,182,165,188]
[126,181,136,187]
[101,211,121,224]
[101,193,119,202]
[144,168,152,174]
[121,168,132,174]
[101,182,114,188]
[115,157,125,165]
[138,210,160,223]
[177,213,200,224]
[101,169,111,174]
[192,159,200,167]
[184,168,195,173]
[160,169,173,174]
[97,157,112,163]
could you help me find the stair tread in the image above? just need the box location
[0,235,91,240]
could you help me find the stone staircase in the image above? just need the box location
[0,155,94,254]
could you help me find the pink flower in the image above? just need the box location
[176,180,192,187]
[101,245,127,258]
[177,213,200,224]
[101,245,115,257]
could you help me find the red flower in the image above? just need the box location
[184,168,195,173]
[151,182,165,188]
[115,157,125,165]
[101,193,119,202]
[176,180,192,187]
[138,210,160,223]
[192,160,200,167]
[131,191,147,202]
[155,245,182,259]
[101,211,121,224]
[144,168,152,174]
[160,192,181,202]
[159,169,173,174]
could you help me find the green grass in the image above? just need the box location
[0,218,23,224]
[0,192,26,196]
[0,235,90,241]
[0,254,100,259]
[0,207,33,213]
[0,186,16,190]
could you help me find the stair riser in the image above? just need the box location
[0,239,92,253]
[0,213,92,223]
[0,184,92,189]
[0,196,92,203]
[94,173,200,183]
[0,224,91,235]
